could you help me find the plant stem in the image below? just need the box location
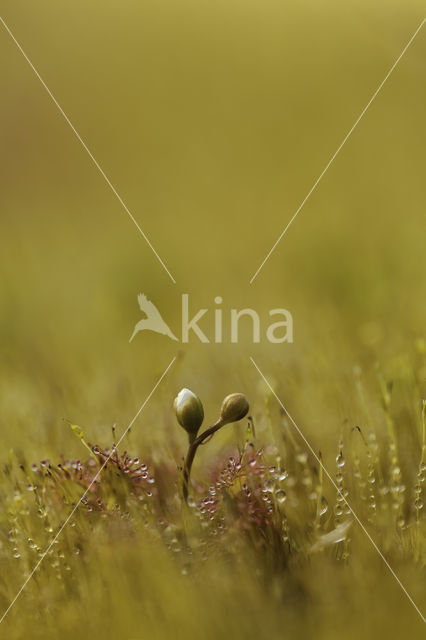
[182,418,225,503]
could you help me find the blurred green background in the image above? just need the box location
[0,0,425,464]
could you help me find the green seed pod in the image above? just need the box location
[174,388,204,442]
[220,393,249,424]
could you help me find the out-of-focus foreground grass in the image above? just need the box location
[0,0,425,637]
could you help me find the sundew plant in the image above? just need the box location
[0,376,425,639]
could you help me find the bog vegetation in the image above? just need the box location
[1,3,425,638]
[0,374,424,639]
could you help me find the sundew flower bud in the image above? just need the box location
[174,388,204,442]
[220,393,249,424]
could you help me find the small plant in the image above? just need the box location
[173,388,249,502]
[174,388,205,445]
[1,377,424,639]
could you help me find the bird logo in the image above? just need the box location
[129,294,179,343]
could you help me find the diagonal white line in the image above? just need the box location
[0,356,176,625]
[250,18,426,284]
[0,16,176,284]
[250,356,426,624]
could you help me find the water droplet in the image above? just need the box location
[276,490,287,503]
[336,453,345,468]
[264,479,274,493]
[319,497,328,515]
